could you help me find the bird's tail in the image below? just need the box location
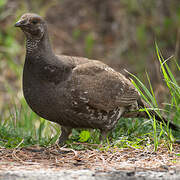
[123,97,180,131]
[138,97,180,131]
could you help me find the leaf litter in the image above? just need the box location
[0,143,179,173]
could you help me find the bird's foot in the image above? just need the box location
[58,126,72,146]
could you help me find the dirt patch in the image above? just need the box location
[0,145,180,179]
[0,144,179,172]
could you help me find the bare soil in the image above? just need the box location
[0,144,180,179]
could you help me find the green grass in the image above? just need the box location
[0,100,60,148]
[0,45,180,150]
[127,43,180,150]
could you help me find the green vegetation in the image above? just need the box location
[0,101,60,148]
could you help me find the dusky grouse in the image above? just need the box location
[15,13,179,145]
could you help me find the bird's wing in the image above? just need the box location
[70,60,139,111]
[56,55,91,66]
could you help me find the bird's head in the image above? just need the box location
[15,13,46,40]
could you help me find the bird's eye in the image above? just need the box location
[31,20,38,25]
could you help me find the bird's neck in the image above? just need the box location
[26,38,40,54]
[26,32,53,57]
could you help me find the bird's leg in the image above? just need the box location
[58,126,72,146]
[100,130,108,143]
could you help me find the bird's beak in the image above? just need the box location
[14,20,27,27]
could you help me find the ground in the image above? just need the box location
[0,144,180,179]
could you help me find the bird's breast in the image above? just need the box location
[22,69,66,120]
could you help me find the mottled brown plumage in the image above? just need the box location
[15,13,179,145]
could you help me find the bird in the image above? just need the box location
[14,13,179,145]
